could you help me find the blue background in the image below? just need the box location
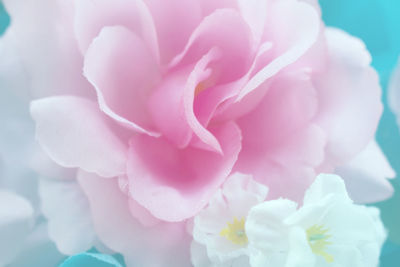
[1,0,400,266]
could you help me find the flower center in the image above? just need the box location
[220,217,248,245]
[306,224,334,263]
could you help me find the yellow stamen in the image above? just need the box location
[220,217,248,245]
[306,224,334,263]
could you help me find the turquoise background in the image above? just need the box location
[1,0,400,266]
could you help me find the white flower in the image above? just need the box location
[191,173,269,267]
[246,174,387,267]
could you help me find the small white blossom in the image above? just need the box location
[191,173,269,266]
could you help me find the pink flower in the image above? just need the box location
[1,0,394,265]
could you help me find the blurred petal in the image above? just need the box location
[336,140,395,203]
[30,96,127,178]
[0,190,34,266]
[78,171,191,267]
[315,28,383,164]
[39,178,96,255]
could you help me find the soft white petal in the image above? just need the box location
[30,96,127,178]
[0,190,34,266]
[303,173,351,205]
[246,199,297,252]
[39,178,96,255]
[286,227,315,267]
[222,173,268,217]
[336,140,395,203]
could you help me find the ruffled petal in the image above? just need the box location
[77,171,191,267]
[144,0,202,64]
[126,122,242,222]
[39,178,96,255]
[336,140,395,203]
[235,72,326,201]
[84,26,160,136]
[170,9,254,84]
[74,0,159,61]
[246,199,297,252]
[237,0,320,100]
[30,96,127,178]
[314,28,383,164]
[149,48,221,150]
[302,173,351,205]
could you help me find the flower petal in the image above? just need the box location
[126,122,242,222]
[303,173,351,205]
[77,171,191,267]
[170,9,254,84]
[84,26,160,136]
[314,28,383,164]
[2,0,93,98]
[74,0,159,61]
[144,0,202,64]
[0,190,34,266]
[246,199,297,252]
[336,140,395,203]
[237,0,320,100]
[30,96,127,178]
[39,178,96,255]
[149,48,221,151]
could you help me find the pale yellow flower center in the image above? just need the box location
[306,224,334,263]
[220,217,248,245]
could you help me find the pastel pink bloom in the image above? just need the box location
[1,0,394,265]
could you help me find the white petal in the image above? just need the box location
[222,173,268,217]
[0,190,34,266]
[286,227,316,267]
[39,178,96,255]
[303,173,351,205]
[336,140,395,203]
[246,199,297,253]
[30,96,127,178]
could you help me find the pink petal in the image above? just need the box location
[237,0,320,100]
[150,48,237,153]
[234,72,326,200]
[235,126,325,201]
[74,0,159,61]
[237,71,319,151]
[314,28,383,164]
[77,171,191,267]
[170,9,254,84]
[144,0,203,64]
[198,0,238,16]
[84,26,160,137]
[236,0,268,44]
[336,141,395,203]
[126,122,242,222]
[30,96,127,178]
